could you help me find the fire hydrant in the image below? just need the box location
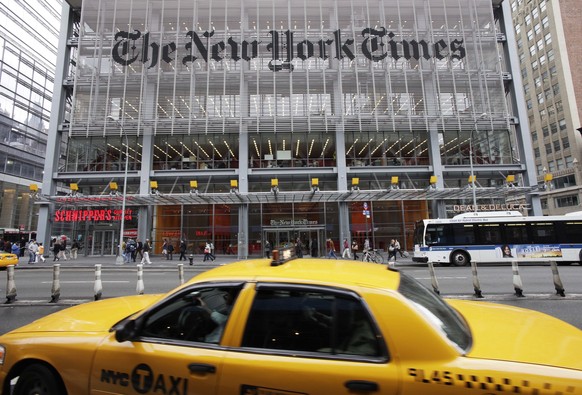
[188,254,194,265]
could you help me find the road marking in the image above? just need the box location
[416,276,468,280]
[40,281,130,284]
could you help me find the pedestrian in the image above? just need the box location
[52,239,60,261]
[351,239,359,260]
[264,240,271,258]
[310,238,318,257]
[388,239,397,261]
[203,241,215,262]
[3,240,11,253]
[326,238,337,259]
[27,240,38,264]
[141,239,152,264]
[59,237,68,260]
[125,238,137,263]
[295,237,303,258]
[11,241,20,257]
[209,241,215,259]
[341,238,351,259]
[394,239,403,258]
[363,238,370,253]
[136,240,143,260]
[166,241,174,260]
[19,238,26,257]
[179,239,187,261]
[71,240,79,259]
[37,243,46,263]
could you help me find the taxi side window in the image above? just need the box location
[241,287,384,358]
[141,286,241,344]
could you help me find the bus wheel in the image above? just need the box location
[450,251,469,267]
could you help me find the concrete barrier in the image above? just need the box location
[178,263,185,285]
[5,265,16,304]
[470,261,484,298]
[50,264,61,303]
[136,264,145,295]
[94,264,103,301]
[427,262,440,295]
[511,260,524,297]
[549,261,565,297]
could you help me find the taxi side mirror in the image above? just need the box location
[114,319,137,343]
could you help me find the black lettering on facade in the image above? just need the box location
[115,27,466,71]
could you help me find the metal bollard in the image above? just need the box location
[470,260,484,298]
[511,260,525,297]
[428,262,440,295]
[94,264,103,301]
[136,264,145,295]
[5,265,17,304]
[549,260,565,297]
[178,263,185,285]
[50,264,61,303]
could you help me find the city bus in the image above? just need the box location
[413,211,582,266]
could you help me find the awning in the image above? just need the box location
[34,186,537,208]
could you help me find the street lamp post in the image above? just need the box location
[469,113,487,212]
[109,118,129,265]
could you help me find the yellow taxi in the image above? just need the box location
[1,253,581,395]
[0,253,18,269]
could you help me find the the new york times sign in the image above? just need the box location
[112,27,466,71]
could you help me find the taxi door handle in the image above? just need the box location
[344,380,379,392]
[188,363,217,374]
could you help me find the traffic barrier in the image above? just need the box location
[136,264,145,295]
[549,260,565,297]
[427,262,440,295]
[470,261,484,298]
[50,264,61,303]
[5,265,17,304]
[178,263,185,285]
[94,264,103,301]
[511,260,524,297]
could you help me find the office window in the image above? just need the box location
[562,138,570,149]
[552,83,559,95]
[544,33,552,45]
[540,0,546,12]
[542,16,549,28]
[527,30,534,41]
[547,49,554,62]
[542,126,549,137]
[537,92,544,104]
[525,14,532,25]
[532,7,539,19]
[556,159,564,171]
[536,39,544,51]
[559,119,567,130]
[534,23,541,35]
[545,143,552,154]
[531,131,537,141]
[555,195,579,208]
[534,147,540,158]
[553,140,560,152]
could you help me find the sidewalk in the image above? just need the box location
[13,253,415,269]
[12,254,243,269]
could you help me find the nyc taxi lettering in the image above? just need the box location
[101,363,188,395]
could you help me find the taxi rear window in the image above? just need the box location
[398,273,472,352]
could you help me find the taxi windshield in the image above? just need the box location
[398,273,472,352]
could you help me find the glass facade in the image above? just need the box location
[42,0,537,257]
[0,0,61,242]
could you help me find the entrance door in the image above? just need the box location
[263,228,324,258]
[91,230,115,256]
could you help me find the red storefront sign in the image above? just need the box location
[53,209,133,222]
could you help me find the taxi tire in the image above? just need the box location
[13,364,64,395]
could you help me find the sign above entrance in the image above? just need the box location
[270,219,318,226]
[54,209,133,222]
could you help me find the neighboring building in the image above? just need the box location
[0,0,61,243]
[510,0,582,214]
[38,0,539,258]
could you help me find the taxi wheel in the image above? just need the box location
[13,364,65,395]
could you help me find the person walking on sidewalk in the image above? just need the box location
[37,243,46,263]
[71,240,79,260]
[141,239,152,264]
[351,239,359,260]
[178,239,187,261]
[326,238,338,259]
[27,240,38,264]
[166,241,174,260]
[341,238,351,259]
